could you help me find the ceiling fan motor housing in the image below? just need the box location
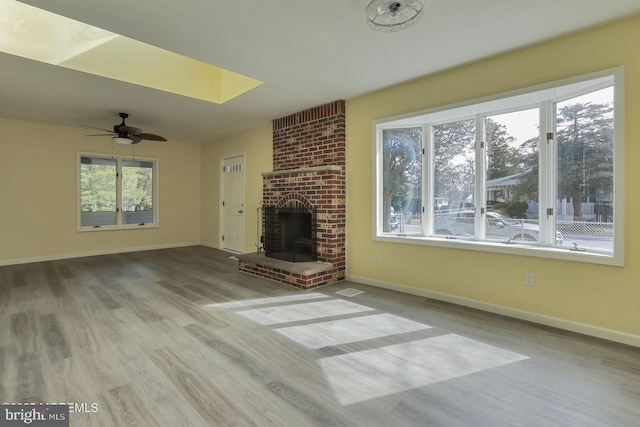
[388,1,402,13]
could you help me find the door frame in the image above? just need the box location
[219,152,246,252]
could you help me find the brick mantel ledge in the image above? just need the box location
[261,165,343,178]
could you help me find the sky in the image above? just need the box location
[491,87,614,147]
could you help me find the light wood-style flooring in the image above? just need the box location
[1,246,639,426]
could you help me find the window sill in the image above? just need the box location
[78,223,159,232]
[374,234,622,266]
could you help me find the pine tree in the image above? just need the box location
[556,102,613,219]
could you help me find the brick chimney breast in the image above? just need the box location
[238,100,346,289]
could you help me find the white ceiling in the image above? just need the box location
[2,0,640,143]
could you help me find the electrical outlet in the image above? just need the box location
[374,253,380,263]
[524,272,534,286]
[65,237,72,245]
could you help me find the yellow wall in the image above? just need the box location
[346,15,640,339]
[0,117,201,264]
[2,14,639,343]
[200,124,272,253]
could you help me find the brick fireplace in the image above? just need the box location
[238,100,346,289]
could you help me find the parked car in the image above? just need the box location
[434,211,563,244]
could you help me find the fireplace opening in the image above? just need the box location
[263,206,317,262]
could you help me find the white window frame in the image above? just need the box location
[373,68,624,266]
[77,151,159,231]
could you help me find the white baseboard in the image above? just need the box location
[200,242,220,250]
[201,242,255,255]
[0,242,202,267]
[346,274,640,348]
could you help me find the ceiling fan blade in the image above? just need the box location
[130,135,143,144]
[83,125,115,133]
[138,133,167,141]
[85,133,115,137]
[118,125,142,135]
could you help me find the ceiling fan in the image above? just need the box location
[86,112,167,145]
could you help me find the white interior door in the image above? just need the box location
[221,155,245,252]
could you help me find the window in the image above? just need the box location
[381,127,422,234]
[79,154,158,230]
[375,69,623,265]
[432,118,476,237]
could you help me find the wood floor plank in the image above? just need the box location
[1,246,639,426]
[109,307,172,354]
[146,346,255,426]
[57,295,111,358]
[54,260,75,280]
[89,286,122,310]
[186,277,247,301]
[0,269,10,310]
[162,294,228,329]
[0,346,6,399]
[14,352,47,403]
[103,278,165,325]
[61,351,130,398]
[119,353,211,427]
[40,313,71,364]
[43,262,69,299]
[622,382,640,400]
[100,383,162,427]
[12,269,27,287]
[184,283,234,303]
[184,323,352,426]
[155,279,202,302]
[10,311,42,359]
[172,342,318,427]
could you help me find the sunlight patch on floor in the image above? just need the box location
[208,292,328,309]
[335,288,364,298]
[318,333,529,405]
[236,300,374,325]
[275,313,431,349]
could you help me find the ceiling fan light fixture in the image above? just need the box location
[366,0,425,33]
[113,136,133,145]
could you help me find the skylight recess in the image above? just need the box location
[0,0,262,103]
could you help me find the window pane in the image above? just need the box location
[80,156,116,226]
[381,128,422,234]
[485,109,540,243]
[555,87,614,253]
[432,119,475,237]
[122,160,154,225]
